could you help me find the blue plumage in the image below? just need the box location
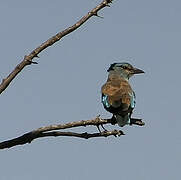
[102,94,110,108]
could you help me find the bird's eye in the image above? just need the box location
[121,66,127,69]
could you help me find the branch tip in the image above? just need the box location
[119,130,125,136]
[105,4,111,7]
[130,118,145,126]
[31,61,38,64]
[93,12,104,18]
[103,0,113,5]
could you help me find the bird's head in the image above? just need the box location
[107,62,144,79]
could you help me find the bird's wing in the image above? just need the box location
[101,78,133,111]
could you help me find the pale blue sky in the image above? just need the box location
[0,0,181,179]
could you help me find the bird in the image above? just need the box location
[101,62,144,127]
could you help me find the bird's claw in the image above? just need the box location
[96,125,102,133]
[96,124,108,133]
[101,124,108,132]
[110,115,117,125]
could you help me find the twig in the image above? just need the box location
[0,116,144,149]
[0,0,145,150]
[0,0,113,94]
[0,130,124,150]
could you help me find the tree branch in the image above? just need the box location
[0,0,145,150]
[0,0,113,94]
[0,117,144,149]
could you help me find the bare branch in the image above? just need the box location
[0,116,144,149]
[0,130,124,150]
[39,130,124,139]
[0,0,145,150]
[0,0,113,94]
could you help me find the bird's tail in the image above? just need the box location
[114,114,130,127]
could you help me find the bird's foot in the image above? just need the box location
[101,124,108,131]
[96,125,102,133]
[110,115,117,125]
[96,124,108,133]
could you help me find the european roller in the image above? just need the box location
[101,62,144,127]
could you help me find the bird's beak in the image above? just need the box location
[133,67,145,74]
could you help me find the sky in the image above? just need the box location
[0,0,181,179]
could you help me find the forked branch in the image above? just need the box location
[0,117,144,149]
[0,0,145,150]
